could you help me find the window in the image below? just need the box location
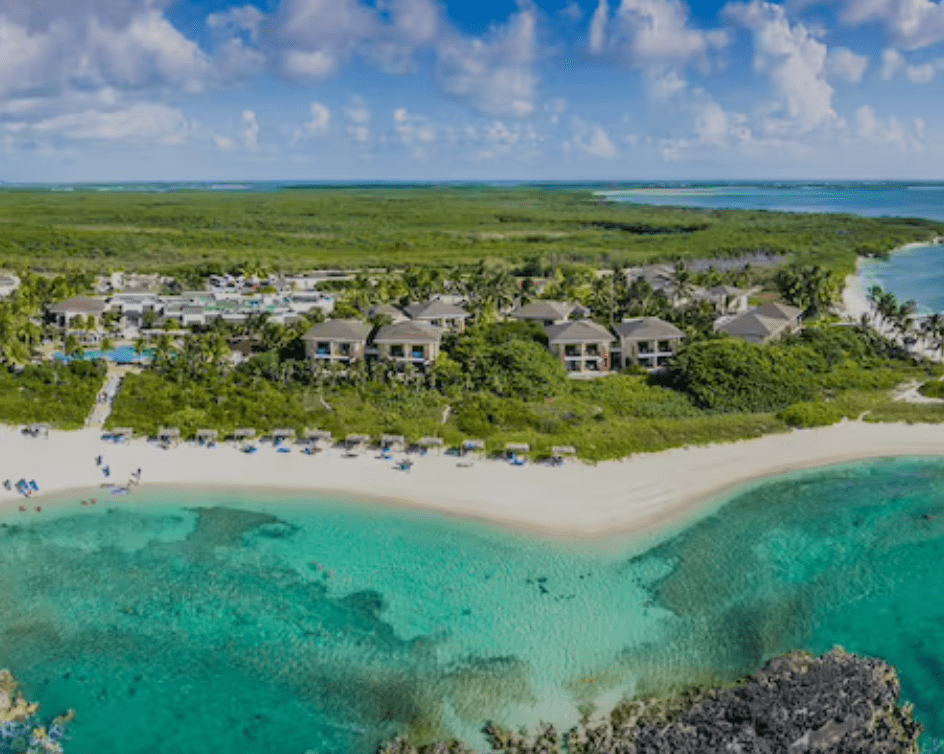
[657,356,671,367]
[411,346,425,359]
[638,356,654,368]
[390,345,404,357]
[585,344,600,356]
[565,360,580,372]
[657,340,671,352]
[316,342,330,356]
[564,344,580,357]
[638,341,653,354]
[337,343,352,356]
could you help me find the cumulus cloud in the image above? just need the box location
[881,47,905,79]
[906,61,936,82]
[590,0,727,65]
[565,117,619,159]
[694,102,752,146]
[436,7,539,117]
[827,47,868,83]
[837,0,944,50]
[242,109,259,149]
[213,133,235,150]
[304,101,331,135]
[33,102,192,144]
[725,0,837,135]
[854,104,917,149]
[344,99,372,143]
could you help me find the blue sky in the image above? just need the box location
[3,0,944,181]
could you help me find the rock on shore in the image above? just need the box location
[379,647,922,754]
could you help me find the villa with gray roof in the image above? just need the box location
[716,302,803,344]
[545,320,615,375]
[509,300,580,326]
[47,296,107,328]
[372,320,444,369]
[701,284,750,314]
[302,320,372,364]
[614,317,686,370]
[402,298,470,332]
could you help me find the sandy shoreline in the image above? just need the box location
[3,421,944,539]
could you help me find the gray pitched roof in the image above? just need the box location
[373,320,444,344]
[510,300,574,321]
[367,303,406,321]
[706,284,746,297]
[545,319,614,344]
[613,317,685,340]
[301,319,372,342]
[717,312,789,340]
[403,299,470,320]
[48,296,106,315]
[754,302,803,320]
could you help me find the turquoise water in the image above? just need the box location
[861,244,944,315]
[601,181,944,221]
[2,460,944,753]
[53,347,153,364]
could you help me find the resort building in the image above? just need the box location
[367,303,409,324]
[371,321,444,369]
[716,302,803,344]
[613,317,686,370]
[0,273,20,298]
[700,285,750,314]
[47,296,107,328]
[301,320,372,364]
[544,319,614,375]
[509,300,582,326]
[403,298,471,332]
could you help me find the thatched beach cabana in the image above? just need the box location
[505,442,530,456]
[158,427,181,446]
[380,434,406,452]
[461,439,485,457]
[232,428,256,444]
[110,427,133,442]
[551,445,576,464]
[305,429,333,447]
[345,434,370,453]
[272,428,296,444]
[196,429,218,446]
[417,436,444,455]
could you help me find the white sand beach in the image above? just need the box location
[2,421,944,538]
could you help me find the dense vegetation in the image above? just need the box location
[0,187,937,277]
[102,321,939,461]
[0,361,103,429]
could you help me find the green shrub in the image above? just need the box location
[918,380,944,398]
[776,402,845,428]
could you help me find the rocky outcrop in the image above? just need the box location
[0,669,74,754]
[379,648,923,754]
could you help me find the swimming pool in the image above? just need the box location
[53,346,153,364]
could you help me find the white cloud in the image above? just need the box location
[589,0,609,54]
[304,101,331,135]
[206,5,264,41]
[591,0,727,65]
[854,104,912,149]
[33,103,192,144]
[694,101,752,146]
[838,0,944,50]
[881,47,904,79]
[0,15,58,98]
[827,47,868,83]
[560,1,584,21]
[565,117,619,159]
[725,0,836,135]
[906,61,936,82]
[213,133,235,150]
[436,8,538,117]
[242,109,259,149]
[344,99,372,143]
[85,11,210,92]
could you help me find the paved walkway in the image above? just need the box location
[85,364,138,429]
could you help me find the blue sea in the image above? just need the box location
[2,460,944,753]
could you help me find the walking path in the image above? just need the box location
[85,364,136,429]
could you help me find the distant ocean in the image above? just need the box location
[3,460,944,754]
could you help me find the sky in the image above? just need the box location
[3,0,944,181]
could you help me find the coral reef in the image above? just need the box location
[379,648,923,754]
[0,670,74,754]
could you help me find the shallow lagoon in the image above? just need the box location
[2,458,944,753]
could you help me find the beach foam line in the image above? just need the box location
[2,422,944,538]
